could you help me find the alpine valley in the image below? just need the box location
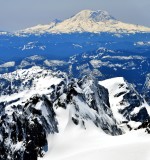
[0,10,150,160]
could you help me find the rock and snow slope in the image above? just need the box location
[0,67,150,160]
[18,10,150,34]
[0,67,122,160]
[99,77,150,128]
[143,74,150,105]
[41,75,150,160]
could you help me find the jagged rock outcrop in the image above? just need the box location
[136,119,150,134]
[99,77,150,127]
[143,73,150,105]
[0,94,58,160]
[0,67,122,160]
[0,67,150,159]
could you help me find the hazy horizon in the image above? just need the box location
[0,0,150,31]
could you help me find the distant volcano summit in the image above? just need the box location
[68,10,116,22]
[19,9,150,34]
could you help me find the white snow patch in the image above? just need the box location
[44,60,67,67]
[0,61,15,68]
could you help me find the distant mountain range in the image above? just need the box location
[17,10,150,34]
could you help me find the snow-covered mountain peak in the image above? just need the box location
[17,9,150,34]
[71,9,116,22]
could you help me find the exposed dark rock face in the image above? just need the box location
[137,119,150,134]
[0,95,58,160]
[50,75,123,135]
[131,108,149,122]
[143,74,150,105]
[100,77,150,126]
[118,88,149,122]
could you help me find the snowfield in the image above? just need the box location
[39,127,150,160]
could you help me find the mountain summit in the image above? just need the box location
[69,10,116,22]
[18,10,150,34]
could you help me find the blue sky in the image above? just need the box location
[0,0,150,31]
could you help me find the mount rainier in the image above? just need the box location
[19,10,150,34]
